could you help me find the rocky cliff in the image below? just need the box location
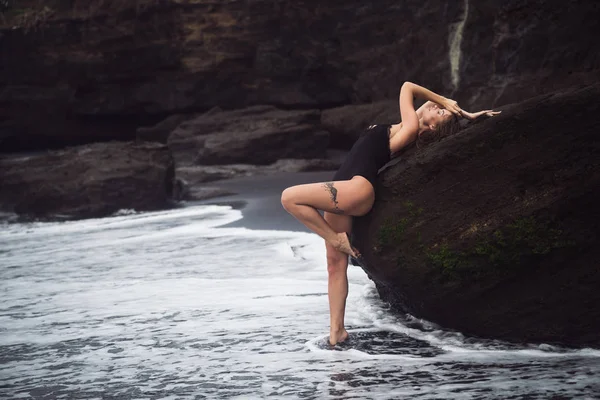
[352,85,600,347]
[2,0,599,152]
[0,141,174,220]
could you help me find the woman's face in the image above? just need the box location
[425,103,453,129]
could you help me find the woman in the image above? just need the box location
[281,82,500,345]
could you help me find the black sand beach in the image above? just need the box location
[195,171,335,232]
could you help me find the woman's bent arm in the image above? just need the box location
[401,82,445,105]
[391,82,425,153]
[398,82,420,133]
[400,82,462,115]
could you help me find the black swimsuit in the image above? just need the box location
[332,124,392,188]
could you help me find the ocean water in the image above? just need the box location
[1,204,599,399]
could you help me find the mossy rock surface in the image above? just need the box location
[353,85,600,347]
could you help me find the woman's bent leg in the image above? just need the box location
[324,212,352,345]
[280,178,373,257]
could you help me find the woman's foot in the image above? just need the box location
[332,233,361,258]
[329,328,349,346]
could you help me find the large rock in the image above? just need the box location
[177,158,340,184]
[0,142,175,220]
[2,1,599,152]
[321,101,399,149]
[352,85,600,347]
[168,106,329,165]
[136,114,190,144]
[175,158,340,201]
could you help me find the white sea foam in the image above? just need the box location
[1,204,598,399]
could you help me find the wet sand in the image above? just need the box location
[193,171,335,232]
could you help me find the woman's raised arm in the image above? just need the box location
[391,82,451,153]
[398,82,420,133]
[400,82,462,116]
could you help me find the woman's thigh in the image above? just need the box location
[282,176,375,216]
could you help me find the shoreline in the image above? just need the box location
[0,170,336,227]
[192,170,335,232]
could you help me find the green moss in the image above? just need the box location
[471,217,574,266]
[425,216,575,280]
[402,200,424,218]
[402,200,413,208]
[425,244,468,273]
[377,208,574,281]
[416,231,423,244]
[506,217,574,255]
[377,217,409,247]
[395,254,406,268]
[376,201,424,248]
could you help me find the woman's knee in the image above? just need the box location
[327,253,348,276]
[280,187,296,211]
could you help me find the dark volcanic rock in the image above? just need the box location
[321,101,400,149]
[352,85,600,347]
[168,106,329,165]
[0,142,175,220]
[177,157,340,184]
[268,158,340,173]
[2,1,599,152]
[176,157,340,200]
[136,114,189,144]
[175,179,237,202]
[459,1,600,108]
[177,165,260,184]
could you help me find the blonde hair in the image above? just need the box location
[416,114,462,148]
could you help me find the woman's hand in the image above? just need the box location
[460,109,502,120]
[440,97,462,115]
[401,82,463,116]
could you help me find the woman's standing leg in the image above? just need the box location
[324,212,353,345]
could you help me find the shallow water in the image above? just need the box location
[1,205,599,399]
